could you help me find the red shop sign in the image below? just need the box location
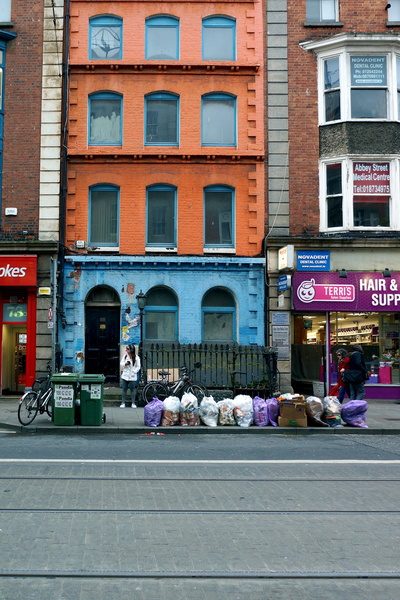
[0,255,37,286]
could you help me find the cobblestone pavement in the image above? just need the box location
[0,458,399,599]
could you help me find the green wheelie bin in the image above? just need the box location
[51,373,80,426]
[78,374,105,426]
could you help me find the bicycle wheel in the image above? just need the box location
[182,382,208,404]
[142,382,169,404]
[44,388,53,418]
[18,392,39,426]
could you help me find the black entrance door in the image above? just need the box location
[85,306,120,383]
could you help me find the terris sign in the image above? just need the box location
[0,256,37,286]
[293,272,400,312]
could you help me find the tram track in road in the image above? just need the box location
[0,570,400,580]
[1,508,400,515]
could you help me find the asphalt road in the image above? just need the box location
[0,433,399,599]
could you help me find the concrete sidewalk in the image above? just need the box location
[1,395,400,434]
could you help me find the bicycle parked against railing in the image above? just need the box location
[142,362,207,404]
[18,365,53,426]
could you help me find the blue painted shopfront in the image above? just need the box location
[60,256,265,374]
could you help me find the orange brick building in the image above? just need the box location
[61,0,266,378]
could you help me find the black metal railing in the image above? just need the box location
[141,343,279,397]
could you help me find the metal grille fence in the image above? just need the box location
[142,343,279,397]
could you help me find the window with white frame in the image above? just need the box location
[388,1,400,22]
[88,92,122,145]
[321,159,398,231]
[89,15,122,60]
[146,184,176,247]
[397,56,400,116]
[202,16,236,61]
[306,0,337,22]
[311,40,400,123]
[145,16,179,60]
[89,184,119,246]
[145,92,179,145]
[0,1,11,22]
[201,93,236,146]
[204,185,234,248]
[202,288,236,342]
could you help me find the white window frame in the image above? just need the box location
[306,0,338,23]
[301,35,400,124]
[319,156,400,232]
[388,1,400,23]
[0,1,11,22]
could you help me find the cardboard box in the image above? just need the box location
[279,397,306,421]
[278,416,308,427]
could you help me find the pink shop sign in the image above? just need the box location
[293,272,400,312]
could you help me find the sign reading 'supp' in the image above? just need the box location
[0,256,37,286]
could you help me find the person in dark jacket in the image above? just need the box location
[347,344,367,400]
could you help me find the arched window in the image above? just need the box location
[88,92,122,145]
[202,16,236,61]
[145,16,179,60]
[144,287,178,341]
[89,184,119,247]
[204,185,234,248]
[146,184,177,247]
[201,93,236,146]
[145,92,179,145]
[89,15,122,60]
[202,288,236,342]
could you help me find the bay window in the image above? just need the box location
[321,159,397,231]
[350,56,387,119]
[301,36,400,123]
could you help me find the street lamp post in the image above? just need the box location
[136,290,147,384]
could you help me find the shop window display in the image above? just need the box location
[292,312,399,388]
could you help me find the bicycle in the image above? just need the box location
[18,367,53,426]
[142,362,207,404]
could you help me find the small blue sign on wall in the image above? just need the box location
[297,251,330,271]
[277,275,291,292]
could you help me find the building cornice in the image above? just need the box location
[300,32,400,53]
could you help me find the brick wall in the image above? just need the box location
[67,0,265,257]
[1,0,43,238]
[287,0,396,236]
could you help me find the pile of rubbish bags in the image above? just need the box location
[144,393,281,428]
[305,395,368,428]
[144,392,368,428]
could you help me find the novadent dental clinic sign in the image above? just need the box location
[297,251,330,271]
[293,272,400,312]
[0,256,37,286]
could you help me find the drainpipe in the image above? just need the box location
[57,0,70,370]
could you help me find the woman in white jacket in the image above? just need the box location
[120,345,141,408]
